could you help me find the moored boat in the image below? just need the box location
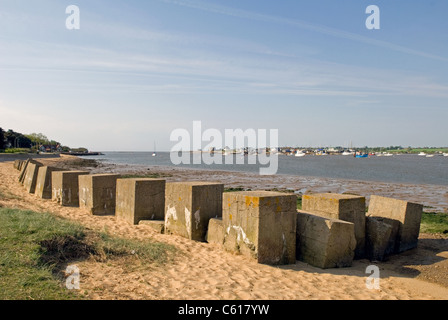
[295,150,306,157]
[355,153,369,158]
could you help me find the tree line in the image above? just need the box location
[0,127,70,152]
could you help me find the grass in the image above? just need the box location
[0,208,175,300]
[420,212,448,234]
[224,187,249,193]
[391,148,448,154]
[297,196,302,210]
[120,172,173,179]
[0,148,33,154]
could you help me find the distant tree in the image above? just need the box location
[25,133,49,148]
[0,127,5,150]
[70,147,89,153]
[4,130,32,148]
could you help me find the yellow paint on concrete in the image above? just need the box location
[245,196,260,208]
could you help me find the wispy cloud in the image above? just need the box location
[159,0,448,63]
[1,36,448,99]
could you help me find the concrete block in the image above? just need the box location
[52,171,89,207]
[35,166,63,199]
[206,218,225,245]
[302,193,366,258]
[19,159,33,183]
[23,162,42,193]
[14,160,21,170]
[165,182,224,242]
[222,191,297,265]
[368,195,423,253]
[139,220,165,234]
[296,210,357,269]
[78,174,120,215]
[18,160,25,171]
[116,178,165,225]
[365,216,400,261]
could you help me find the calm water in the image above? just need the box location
[81,152,448,186]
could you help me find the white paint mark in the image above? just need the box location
[227,225,254,247]
[194,209,200,230]
[165,205,178,227]
[185,207,192,238]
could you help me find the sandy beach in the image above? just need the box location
[1,155,447,300]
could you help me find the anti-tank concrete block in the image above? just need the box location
[206,218,225,245]
[78,174,120,215]
[52,171,89,207]
[23,162,42,193]
[222,191,297,265]
[116,178,165,225]
[35,166,63,199]
[296,210,356,269]
[165,182,223,242]
[368,195,423,253]
[302,193,366,258]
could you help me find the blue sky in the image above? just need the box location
[0,0,447,151]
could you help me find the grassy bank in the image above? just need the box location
[0,208,175,300]
[391,148,448,154]
[420,212,448,234]
[0,148,34,154]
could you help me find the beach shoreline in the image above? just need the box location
[6,153,448,212]
[76,157,448,214]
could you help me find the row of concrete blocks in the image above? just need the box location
[15,159,423,269]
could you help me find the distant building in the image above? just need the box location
[39,144,62,153]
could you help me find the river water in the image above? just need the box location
[82,152,448,186]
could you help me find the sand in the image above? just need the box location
[1,155,447,300]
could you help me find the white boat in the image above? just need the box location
[383,153,393,157]
[152,141,157,157]
[295,150,306,157]
[418,152,426,156]
[342,151,354,156]
[444,153,448,157]
[426,154,434,158]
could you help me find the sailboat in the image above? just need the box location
[152,141,157,157]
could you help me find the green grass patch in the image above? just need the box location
[120,172,173,179]
[391,148,448,154]
[297,196,302,210]
[420,212,448,234]
[0,208,175,300]
[1,148,33,154]
[224,187,249,193]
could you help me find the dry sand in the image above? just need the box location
[1,155,447,300]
